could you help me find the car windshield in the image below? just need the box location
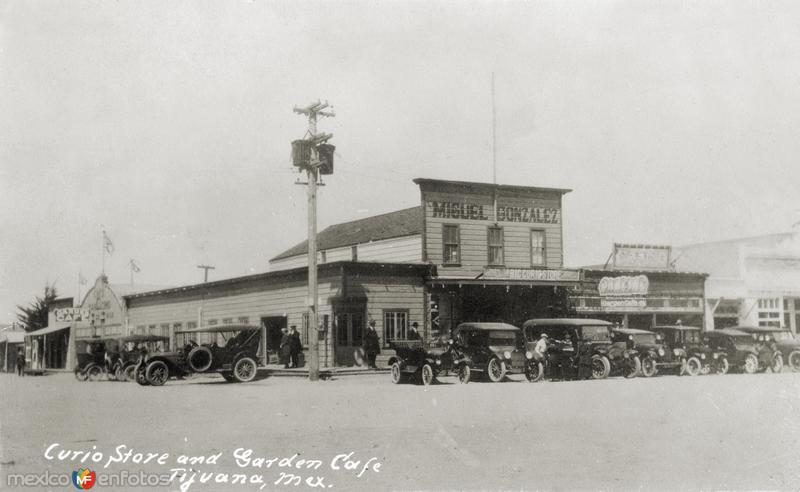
[487,330,520,346]
[631,333,656,344]
[683,331,700,343]
[581,325,610,341]
[733,337,755,350]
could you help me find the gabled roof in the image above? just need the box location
[271,206,422,261]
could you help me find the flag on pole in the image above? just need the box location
[79,272,87,285]
[103,231,114,254]
[129,259,141,273]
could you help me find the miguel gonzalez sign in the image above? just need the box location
[429,200,560,224]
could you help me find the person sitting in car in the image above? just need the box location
[407,322,422,341]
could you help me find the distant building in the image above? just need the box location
[674,230,800,332]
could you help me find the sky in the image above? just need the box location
[1,0,800,324]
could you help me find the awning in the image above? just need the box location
[0,331,25,344]
[25,325,71,338]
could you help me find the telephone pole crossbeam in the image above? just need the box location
[197,264,215,283]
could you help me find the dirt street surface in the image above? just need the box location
[2,371,800,491]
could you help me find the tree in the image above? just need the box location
[16,284,58,332]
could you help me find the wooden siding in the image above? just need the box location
[423,189,563,277]
[269,235,422,271]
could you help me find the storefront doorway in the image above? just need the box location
[261,316,287,365]
[333,304,366,366]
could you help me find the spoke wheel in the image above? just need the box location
[486,358,506,382]
[743,354,758,374]
[233,357,257,383]
[146,361,169,386]
[86,365,103,382]
[421,364,434,386]
[74,367,88,382]
[591,355,611,379]
[640,356,657,378]
[458,364,471,384]
[525,361,544,382]
[135,364,149,386]
[685,357,702,376]
[390,362,404,384]
[123,365,136,382]
[788,351,800,372]
[626,356,643,378]
[114,365,125,381]
[715,357,729,375]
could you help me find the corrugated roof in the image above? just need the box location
[271,206,422,261]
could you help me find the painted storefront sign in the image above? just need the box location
[429,200,560,224]
[483,268,580,282]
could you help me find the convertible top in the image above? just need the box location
[177,323,261,334]
[614,328,655,335]
[523,318,613,327]
[454,322,520,332]
[120,334,170,343]
[708,328,752,338]
[653,325,701,331]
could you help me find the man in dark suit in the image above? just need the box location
[289,325,302,369]
[407,322,422,341]
[363,320,381,369]
[279,327,291,368]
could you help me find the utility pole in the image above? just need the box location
[197,264,215,283]
[293,100,335,382]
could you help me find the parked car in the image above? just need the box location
[522,319,615,380]
[117,334,170,381]
[74,338,122,382]
[612,327,690,377]
[703,328,767,374]
[387,339,455,385]
[136,323,263,386]
[761,328,800,371]
[450,323,534,383]
[651,325,728,376]
[730,326,784,373]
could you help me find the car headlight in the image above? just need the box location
[435,359,441,365]
[673,349,681,356]
[700,353,706,360]
[503,351,511,359]
[658,348,665,357]
[713,353,719,359]
[525,351,533,360]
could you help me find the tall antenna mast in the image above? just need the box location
[492,72,498,222]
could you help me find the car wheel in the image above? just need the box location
[771,353,784,373]
[486,358,506,382]
[74,367,88,382]
[421,364,434,386]
[146,361,169,386]
[715,357,729,375]
[135,364,149,386]
[233,357,257,383]
[525,361,544,382]
[123,365,136,382]
[114,365,125,382]
[787,351,800,372]
[458,364,471,384]
[390,362,404,384]
[685,357,702,376]
[187,346,213,372]
[86,364,103,382]
[640,356,657,378]
[743,354,758,374]
[626,356,643,378]
[591,355,611,379]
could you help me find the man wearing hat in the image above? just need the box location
[363,319,381,369]
[407,322,422,341]
[534,333,549,357]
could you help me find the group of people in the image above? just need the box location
[279,325,302,369]
[362,320,421,369]
[533,331,595,380]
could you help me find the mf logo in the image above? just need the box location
[72,468,96,490]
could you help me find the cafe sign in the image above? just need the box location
[483,268,580,282]
[54,308,91,322]
[598,275,649,296]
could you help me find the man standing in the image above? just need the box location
[408,322,422,341]
[16,347,25,376]
[289,325,302,369]
[363,320,381,369]
[577,337,593,380]
[279,327,291,368]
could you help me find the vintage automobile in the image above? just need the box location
[450,322,535,383]
[136,323,264,386]
[74,338,120,382]
[650,324,728,376]
[387,339,455,385]
[759,328,800,371]
[703,328,770,374]
[612,328,685,377]
[522,319,615,380]
[117,334,170,382]
[730,326,784,373]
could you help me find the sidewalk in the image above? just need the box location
[263,364,389,378]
